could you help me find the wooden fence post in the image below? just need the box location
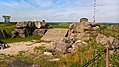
[106,48,109,67]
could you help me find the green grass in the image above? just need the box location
[49,23,69,29]
[0,35,41,43]
[60,39,119,67]
[0,23,15,35]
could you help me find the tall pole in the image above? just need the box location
[93,0,96,22]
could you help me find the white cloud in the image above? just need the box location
[0,0,119,22]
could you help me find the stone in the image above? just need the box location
[0,43,5,49]
[73,40,88,49]
[11,31,18,38]
[44,51,53,56]
[68,18,100,38]
[112,39,119,48]
[80,18,88,22]
[12,29,28,38]
[17,29,26,37]
[45,37,75,54]
[41,29,69,41]
[0,41,9,49]
[16,22,29,29]
[92,26,100,31]
[32,29,47,36]
[47,58,60,62]
[75,33,90,41]
[108,36,115,45]
[96,33,119,48]
[12,21,49,38]
[34,21,49,29]
[27,21,35,28]
[67,48,74,53]
[69,21,99,33]
[96,33,108,45]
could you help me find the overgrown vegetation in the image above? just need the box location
[0,35,41,43]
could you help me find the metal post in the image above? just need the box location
[93,0,96,22]
[106,48,109,67]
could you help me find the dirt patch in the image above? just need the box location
[0,41,44,55]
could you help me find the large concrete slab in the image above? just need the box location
[41,29,68,41]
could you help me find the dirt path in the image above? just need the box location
[0,41,45,55]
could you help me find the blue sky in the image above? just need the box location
[0,0,119,22]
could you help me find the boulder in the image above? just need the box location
[113,39,119,47]
[96,33,108,45]
[32,29,47,36]
[69,22,99,33]
[17,29,26,37]
[0,41,9,49]
[45,37,75,54]
[16,21,36,29]
[73,40,88,49]
[44,38,88,55]
[68,18,100,38]
[108,36,115,45]
[34,21,49,29]
[12,21,49,38]
[16,22,29,29]
[96,33,119,48]
[27,21,35,28]
[41,29,68,41]
[67,18,100,40]
[12,28,32,38]
[80,18,88,22]
[75,33,90,41]
[11,31,18,38]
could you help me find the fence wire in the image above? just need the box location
[82,47,119,67]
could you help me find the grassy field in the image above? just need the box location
[0,23,15,35]
[49,23,69,29]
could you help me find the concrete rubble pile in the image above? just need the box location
[68,18,100,40]
[44,37,88,55]
[44,18,98,55]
